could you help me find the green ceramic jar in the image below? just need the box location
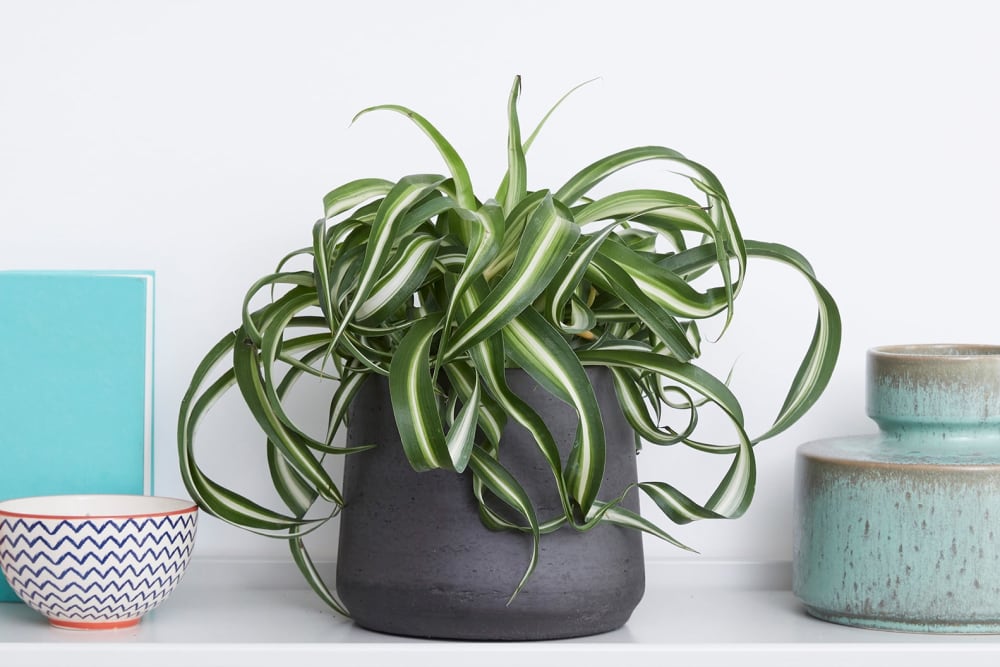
[793,344,1000,633]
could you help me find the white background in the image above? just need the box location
[2,0,997,566]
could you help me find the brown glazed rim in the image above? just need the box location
[869,344,1000,359]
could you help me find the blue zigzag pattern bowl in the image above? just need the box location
[0,494,198,630]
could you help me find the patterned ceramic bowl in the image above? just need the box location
[0,494,198,630]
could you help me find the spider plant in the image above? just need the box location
[178,76,841,612]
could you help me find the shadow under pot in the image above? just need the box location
[335,367,645,640]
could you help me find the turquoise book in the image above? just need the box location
[0,271,154,602]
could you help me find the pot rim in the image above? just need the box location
[869,343,1000,359]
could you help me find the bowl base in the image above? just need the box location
[803,605,1000,634]
[48,617,142,631]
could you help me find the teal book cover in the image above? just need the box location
[0,271,154,602]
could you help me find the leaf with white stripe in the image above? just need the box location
[586,254,695,361]
[544,222,617,332]
[178,332,331,534]
[555,146,686,205]
[500,75,526,214]
[467,447,539,603]
[660,240,841,444]
[577,348,744,423]
[444,193,580,361]
[239,271,316,347]
[597,239,729,319]
[323,178,394,219]
[457,282,576,521]
[743,241,841,443]
[609,368,696,446]
[445,374,480,473]
[233,323,344,505]
[556,147,745,327]
[290,532,350,616]
[637,481,727,524]
[356,233,440,321]
[327,365,368,443]
[589,501,693,551]
[387,316,451,471]
[574,189,710,231]
[503,309,605,515]
[482,190,548,281]
[442,362,505,448]
[433,202,504,381]
[353,105,475,209]
[331,175,446,347]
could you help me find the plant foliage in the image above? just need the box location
[178,77,841,611]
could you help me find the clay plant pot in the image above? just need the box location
[335,367,645,640]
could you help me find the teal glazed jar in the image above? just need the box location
[793,344,1000,633]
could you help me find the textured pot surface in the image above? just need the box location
[336,367,645,640]
[793,344,1000,633]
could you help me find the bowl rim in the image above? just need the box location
[0,494,198,520]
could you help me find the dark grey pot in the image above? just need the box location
[335,367,645,640]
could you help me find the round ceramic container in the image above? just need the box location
[793,344,1000,633]
[0,494,198,630]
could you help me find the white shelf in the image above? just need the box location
[3,559,1000,666]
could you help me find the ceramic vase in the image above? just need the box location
[335,367,644,640]
[793,344,1000,632]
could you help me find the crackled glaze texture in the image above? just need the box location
[794,345,1000,633]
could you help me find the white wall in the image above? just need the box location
[2,0,998,565]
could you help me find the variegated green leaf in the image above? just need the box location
[331,174,446,347]
[445,374,480,473]
[444,193,580,361]
[556,146,686,205]
[609,367,697,446]
[637,481,727,524]
[501,75,527,214]
[521,77,599,153]
[577,348,745,423]
[268,442,314,519]
[232,324,344,505]
[356,233,440,322]
[495,77,597,204]
[323,178,394,219]
[433,203,504,380]
[660,240,841,444]
[290,532,350,616]
[239,271,316,347]
[598,239,729,319]
[742,241,841,443]
[556,147,746,328]
[544,222,617,332]
[482,190,549,280]
[178,332,331,534]
[387,316,452,471]
[443,362,505,447]
[588,501,693,552]
[586,254,695,361]
[353,105,475,209]
[503,309,605,515]
[327,365,368,443]
[467,447,539,603]
[574,189,709,230]
[457,282,577,521]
